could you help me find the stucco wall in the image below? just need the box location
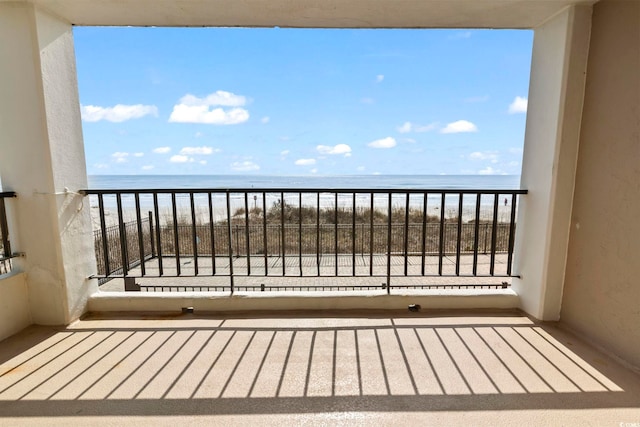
[0,273,31,342]
[561,0,640,368]
[0,3,98,326]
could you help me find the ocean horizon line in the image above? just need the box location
[88,173,522,177]
[87,174,522,193]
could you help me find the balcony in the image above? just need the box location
[1,311,639,425]
[1,0,640,424]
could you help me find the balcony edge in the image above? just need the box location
[87,289,519,313]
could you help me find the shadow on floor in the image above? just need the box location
[0,311,639,418]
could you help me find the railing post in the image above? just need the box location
[234,224,240,256]
[134,193,146,276]
[386,192,392,293]
[280,192,285,276]
[124,277,140,291]
[483,223,489,254]
[226,191,234,293]
[148,211,155,258]
[116,194,130,277]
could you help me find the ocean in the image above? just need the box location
[86,175,522,224]
[88,174,521,190]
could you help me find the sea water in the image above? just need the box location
[88,174,520,191]
[87,175,522,224]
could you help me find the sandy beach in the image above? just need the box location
[89,193,517,229]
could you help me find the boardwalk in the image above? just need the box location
[100,254,511,292]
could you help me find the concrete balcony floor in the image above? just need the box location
[1,311,639,426]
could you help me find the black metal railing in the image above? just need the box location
[0,191,17,275]
[93,213,155,285]
[83,188,527,291]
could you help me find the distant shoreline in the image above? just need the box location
[86,175,521,228]
[90,201,517,229]
[87,174,522,191]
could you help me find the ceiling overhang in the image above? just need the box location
[5,0,596,28]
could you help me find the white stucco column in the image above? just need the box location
[512,5,592,320]
[0,3,97,324]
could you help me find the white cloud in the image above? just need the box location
[368,137,397,149]
[231,161,260,171]
[179,146,219,155]
[295,158,316,166]
[169,105,249,125]
[141,165,154,170]
[357,166,365,172]
[261,116,270,124]
[310,168,318,174]
[469,151,499,163]
[508,96,528,114]
[178,91,247,107]
[478,166,506,175]
[441,120,478,134]
[133,152,144,157]
[93,163,109,170]
[280,150,290,156]
[397,122,412,133]
[169,91,250,125]
[376,74,384,83]
[316,144,352,156]
[153,147,171,154]
[478,166,496,175]
[397,121,438,133]
[405,138,417,144]
[111,152,129,163]
[199,160,207,165]
[194,132,204,138]
[169,154,193,163]
[81,104,158,122]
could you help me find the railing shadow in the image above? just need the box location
[0,313,638,417]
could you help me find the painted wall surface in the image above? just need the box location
[11,0,595,28]
[0,3,97,325]
[34,7,99,322]
[0,273,31,342]
[511,5,591,320]
[88,290,519,313]
[561,0,640,368]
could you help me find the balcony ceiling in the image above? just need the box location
[10,0,596,28]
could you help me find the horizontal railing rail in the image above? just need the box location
[82,187,527,292]
[0,191,17,275]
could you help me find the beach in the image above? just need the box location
[86,174,521,228]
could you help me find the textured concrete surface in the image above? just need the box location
[1,311,639,426]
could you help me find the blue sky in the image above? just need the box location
[74,27,532,176]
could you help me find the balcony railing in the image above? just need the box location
[0,191,16,275]
[82,188,527,292]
